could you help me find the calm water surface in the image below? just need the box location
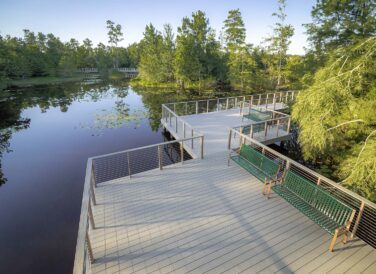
[0,81,204,274]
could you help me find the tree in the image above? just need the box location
[223,9,253,89]
[175,10,222,88]
[292,37,376,201]
[305,0,376,59]
[106,20,124,68]
[138,24,164,83]
[265,0,294,90]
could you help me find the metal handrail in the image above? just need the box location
[162,90,298,115]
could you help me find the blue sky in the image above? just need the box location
[0,0,316,55]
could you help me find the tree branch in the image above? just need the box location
[326,119,364,131]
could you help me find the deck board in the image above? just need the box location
[90,108,375,273]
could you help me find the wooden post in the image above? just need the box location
[127,152,131,178]
[317,178,321,185]
[217,98,220,111]
[258,94,261,105]
[226,98,229,110]
[85,231,95,263]
[287,117,291,133]
[183,122,186,138]
[273,93,276,110]
[185,102,188,115]
[196,101,198,114]
[250,124,254,138]
[351,201,365,239]
[158,145,163,170]
[200,136,204,159]
[235,97,238,108]
[207,100,209,113]
[173,103,176,113]
[266,94,269,109]
[240,101,243,115]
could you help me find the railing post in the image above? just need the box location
[266,94,269,109]
[183,122,186,138]
[258,94,261,105]
[217,98,220,111]
[228,130,232,150]
[239,127,243,146]
[200,136,204,159]
[127,152,131,178]
[85,231,95,263]
[287,117,291,133]
[191,129,194,148]
[207,100,209,113]
[250,124,254,138]
[88,203,95,229]
[351,201,365,239]
[273,93,276,110]
[90,180,96,206]
[276,119,280,137]
[175,116,178,133]
[158,145,163,170]
[173,103,176,114]
[169,112,171,126]
[180,141,184,164]
[235,97,238,108]
[250,96,253,108]
[226,98,229,110]
[185,102,188,115]
[196,101,198,114]
[264,121,268,137]
[317,178,321,185]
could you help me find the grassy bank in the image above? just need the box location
[7,76,85,88]
[129,78,221,92]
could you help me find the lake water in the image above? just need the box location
[0,80,231,274]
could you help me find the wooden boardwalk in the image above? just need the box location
[88,107,376,273]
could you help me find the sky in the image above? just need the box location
[0,0,316,55]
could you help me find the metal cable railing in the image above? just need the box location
[228,127,376,249]
[73,136,204,274]
[162,90,298,117]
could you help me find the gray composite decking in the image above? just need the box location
[89,108,376,274]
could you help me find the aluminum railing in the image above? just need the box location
[73,136,204,274]
[228,127,376,249]
[162,90,298,117]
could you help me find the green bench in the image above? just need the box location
[271,170,356,252]
[230,144,281,184]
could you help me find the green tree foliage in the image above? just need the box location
[305,0,376,60]
[138,24,176,83]
[223,9,252,89]
[292,37,376,201]
[264,0,294,90]
[175,11,224,88]
[106,20,124,68]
